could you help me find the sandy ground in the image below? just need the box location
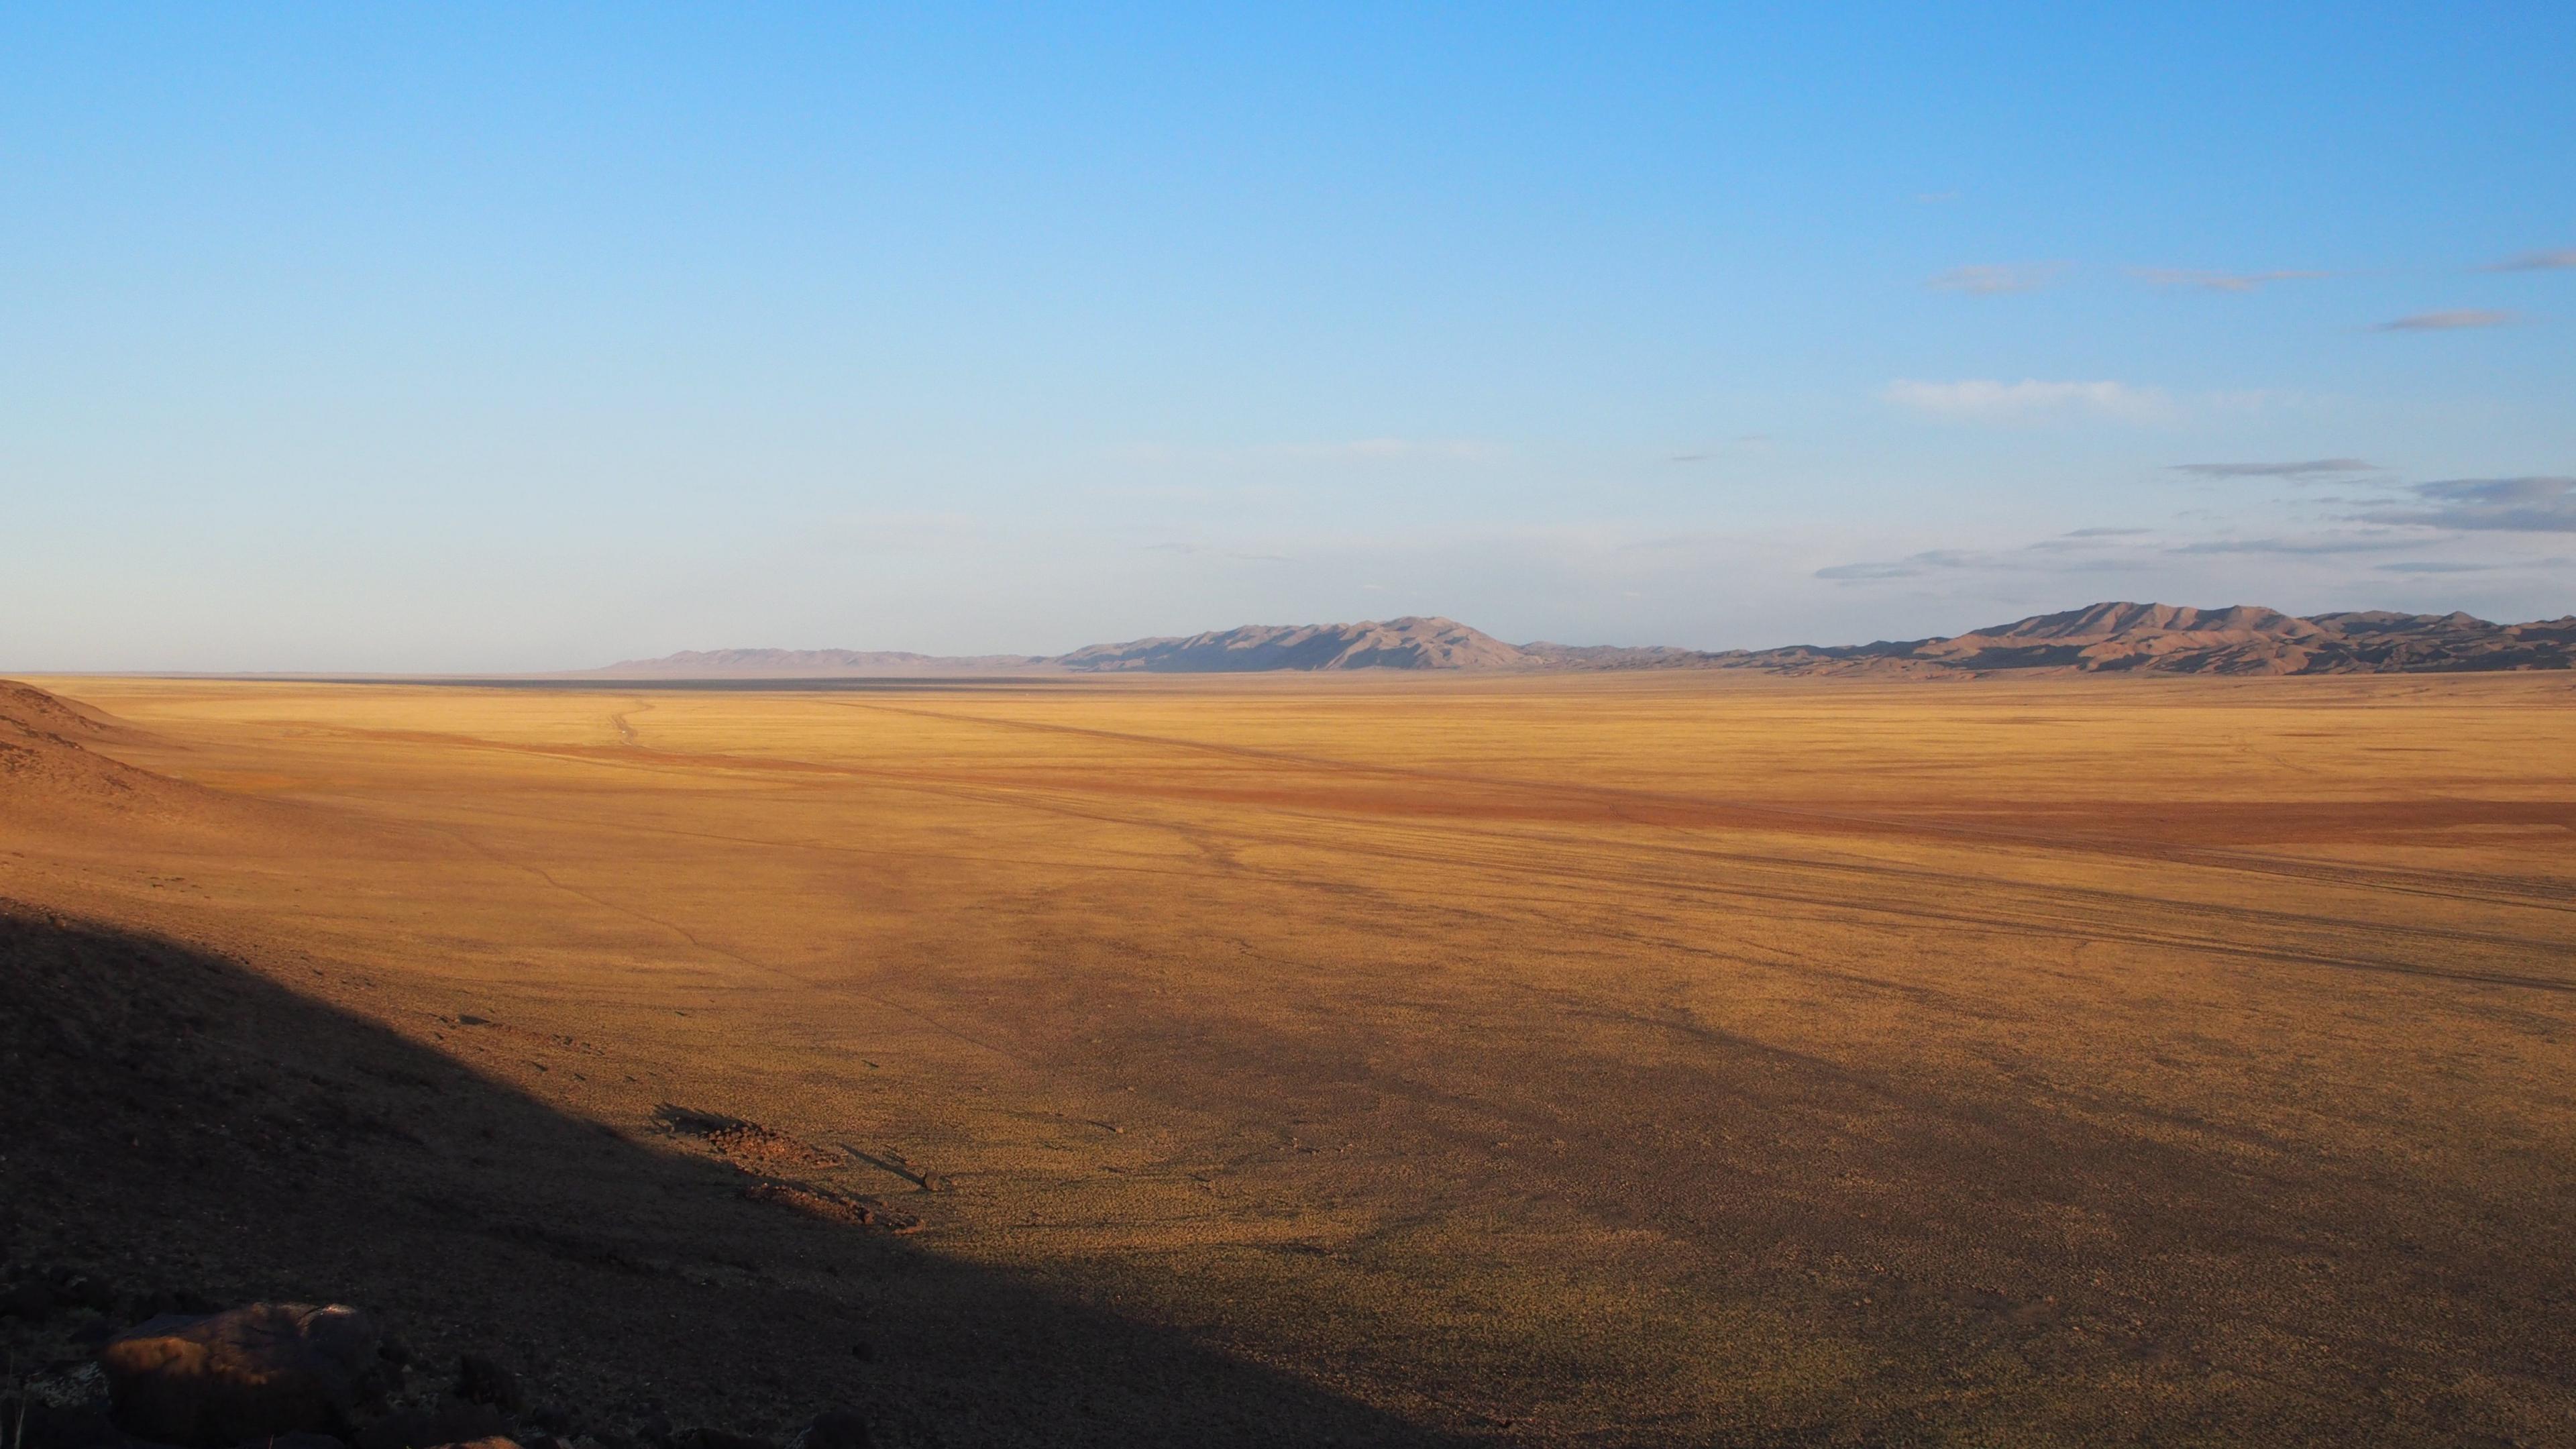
[6,671,2573,1446]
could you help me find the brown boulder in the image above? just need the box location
[101,1303,385,1446]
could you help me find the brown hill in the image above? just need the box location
[0,678,193,810]
[1737,603,2576,676]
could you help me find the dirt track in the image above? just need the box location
[6,672,2573,1446]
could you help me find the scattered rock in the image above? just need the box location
[5,1361,118,1449]
[102,1303,389,1447]
[453,1355,523,1412]
[21,1362,108,1411]
[735,1183,916,1234]
[788,1409,868,1449]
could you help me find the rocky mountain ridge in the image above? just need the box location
[1746,602,2576,676]
[600,604,2576,677]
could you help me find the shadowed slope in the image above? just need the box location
[0,904,1472,1448]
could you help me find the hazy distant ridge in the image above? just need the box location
[1054,616,1533,672]
[600,604,2576,677]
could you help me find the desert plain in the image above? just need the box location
[5,671,2573,1446]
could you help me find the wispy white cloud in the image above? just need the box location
[1815,558,1933,581]
[1815,547,2011,581]
[2377,561,2492,574]
[1884,378,2171,423]
[2355,477,2576,532]
[2166,533,2415,556]
[2169,458,2375,480]
[2131,267,2331,293]
[2377,309,2516,331]
[2484,249,2576,272]
[1815,525,2436,582]
[1926,262,2067,295]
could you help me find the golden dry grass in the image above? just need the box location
[9,671,2575,1444]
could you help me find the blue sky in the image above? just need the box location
[4,4,2571,669]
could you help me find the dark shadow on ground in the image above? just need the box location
[0,904,1477,1448]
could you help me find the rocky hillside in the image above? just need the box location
[0,680,209,813]
[1739,602,2576,676]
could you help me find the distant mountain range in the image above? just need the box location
[597,604,2576,678]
